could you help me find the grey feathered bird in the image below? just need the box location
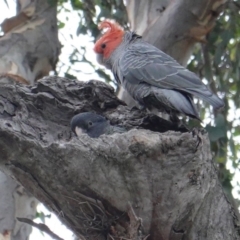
[93,20,224,120]
[70,112,126,138]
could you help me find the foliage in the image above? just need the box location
[188,0,240,193]
[56,0,240,200]
[35,211,51,224]
[57,0,128,81]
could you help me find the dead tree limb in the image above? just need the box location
[0,77,239,240]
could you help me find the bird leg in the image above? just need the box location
[169,113,191,131]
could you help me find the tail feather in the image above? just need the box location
[177,71,224,109]
[153,88,200,120]
[188,89,224,110]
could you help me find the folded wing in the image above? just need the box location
[117,42,224,110]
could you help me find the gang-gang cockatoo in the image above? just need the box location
[93,20,224,120]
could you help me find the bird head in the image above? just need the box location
[70,112,109,138]
[93,19,124,65]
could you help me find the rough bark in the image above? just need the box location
[0,0,61,239]
[119,0,226,107]
[0,76,239,240]
[0,171,38,240]
[0,0,60,85]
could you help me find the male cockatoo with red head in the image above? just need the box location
[93,20,224,120]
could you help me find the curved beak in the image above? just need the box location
[96,53,104,65]
[75,127,86,137]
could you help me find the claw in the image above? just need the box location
[191,127,205,151]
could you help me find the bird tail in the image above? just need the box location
[188,89,224,110]
[153,88,201,120]
[177,71,224,110]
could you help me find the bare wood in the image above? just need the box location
[0,73,30,85]
[0,77,239,239]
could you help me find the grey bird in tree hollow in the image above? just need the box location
[93,20,224,121]
[70,112,126,138]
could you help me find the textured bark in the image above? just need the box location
[0,76,239,240]
[119,0,226,107]
[0,1,60,239]
[0,0,60,85]
[126,0,226,66]
[0,171,38,240]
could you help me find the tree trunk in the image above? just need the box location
[0,171,38,240]
[119,0,226,107]
[0,0,60,84]
[0,76,239,240]
[126,0,226,65]
[0,0,60,239]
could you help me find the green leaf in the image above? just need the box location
[70,0,84,10]
[35,211,51,223]
[64,73,76,80]
[95,69,112,83]
[205,125,225,142]
[229,136,236,158]
[58,22,65,29]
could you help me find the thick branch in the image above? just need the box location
[0,77,239,239]
[0,1,60,239]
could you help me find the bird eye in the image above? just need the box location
[101,43,106,49]
[88,121,93,127]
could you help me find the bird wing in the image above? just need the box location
[117,42,224,109]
